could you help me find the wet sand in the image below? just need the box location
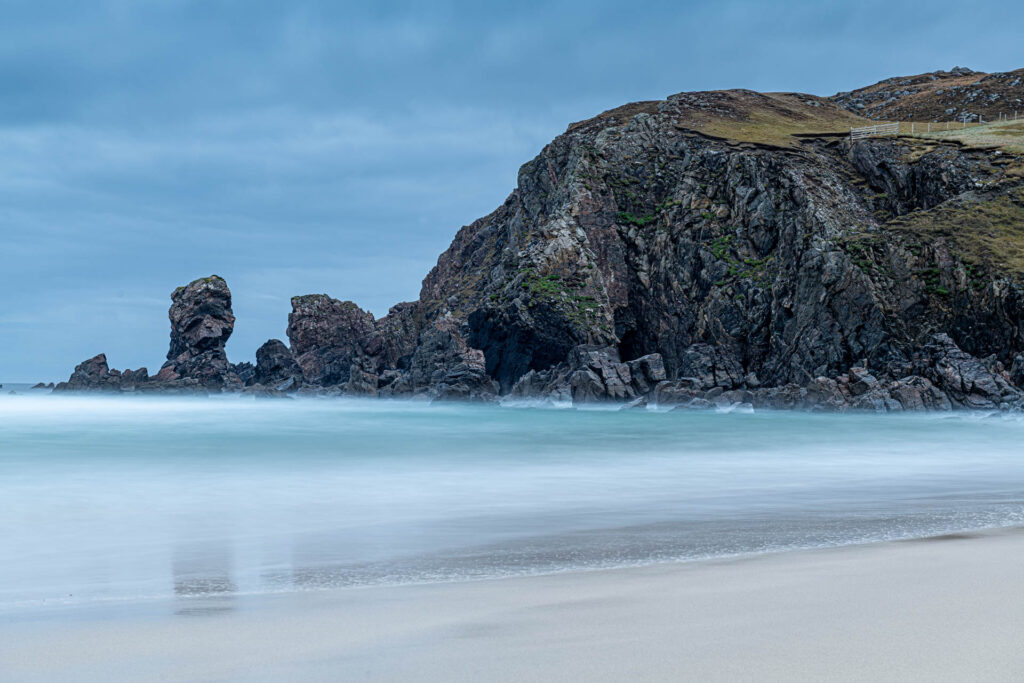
[4,528,1024,682]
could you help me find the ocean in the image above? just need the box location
[3,392,1023,617]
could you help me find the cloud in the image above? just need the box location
[1,0,1022,380]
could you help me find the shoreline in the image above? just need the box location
[4,519,1023,620]
[4,526,1024,681]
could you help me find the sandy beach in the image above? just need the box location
[4,527,1024,682]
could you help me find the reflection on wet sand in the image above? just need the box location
[173,542,237,616]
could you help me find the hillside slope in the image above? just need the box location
[830,66,1024,122]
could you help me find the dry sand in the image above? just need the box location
[4,529,1024,682]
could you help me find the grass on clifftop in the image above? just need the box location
[669,91,870,148]
[885,187,1024,275]
[912,120,1024,153]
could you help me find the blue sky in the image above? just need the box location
[2,0,1022,381]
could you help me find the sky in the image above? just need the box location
[2,0,1022,381]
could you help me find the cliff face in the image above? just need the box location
[396,96,1024,409]
[56,74,1024,410]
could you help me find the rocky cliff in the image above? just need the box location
[57,70,1024,411]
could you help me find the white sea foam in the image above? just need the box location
[2,393,1023,614]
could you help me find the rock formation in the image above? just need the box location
[253,339,302,390]
[56,68,1024,411]
[154,275,240,389]
[56,276,241,394]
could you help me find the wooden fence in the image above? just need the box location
[849,122,899,140]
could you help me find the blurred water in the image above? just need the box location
[2,393,1023,615]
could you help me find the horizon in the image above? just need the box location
[3,1,1023,382]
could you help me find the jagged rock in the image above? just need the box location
[1011,354,1024,388]
[30,382,55,390]
[54,354,122,392]
[233,362,256,385]
[651,378,704,406]
[914,334,1020,409]
[625,354,667,395]
[750,384,807,410]
[887,375,952,411]
[670,397,715,411]
[157,276,240,389]
[399,318,498,401]
[677,344,744,390]
[377,302,420,370]
[345,357,380,397]
[254,339,301,389]
[569,346,635,402]
[118,368,150,391]
[508,345,666,405]
[287,295,382,386]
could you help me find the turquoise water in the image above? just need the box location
[2,393,1024,615]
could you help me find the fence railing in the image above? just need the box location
[850,122,899,140]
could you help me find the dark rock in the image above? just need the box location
[508,345,666,405]
[232,362,256,385]
[847,366,880,396]
[254,339,301,389]
[400,318,498,401]
[118,368,150,391]
[54,354,121,392]
[1010,354,1024,388]
[345,357,380,397]
[888,375,952,411]
[157,276,240,390]
[914,334,1020,409]
[287,295,382,386]
[677,344,744,390]
[651,378,704,406]
[625,354,667,395]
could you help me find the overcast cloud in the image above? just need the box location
[2,0,1021,380]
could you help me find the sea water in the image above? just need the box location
[2,392,1024,616]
